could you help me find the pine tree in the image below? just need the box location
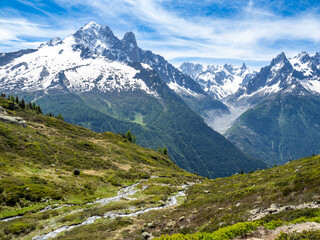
[32,102,37,110]
[157,147,162,153]
[20,99,26,109]
[10,95,15,102]
[132,133,137,143]
[126,130,133,143]
[15,96,19,104]
[36,105,42,114]
[162,146,168,155]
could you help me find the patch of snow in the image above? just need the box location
[194,64,256,99]
[167,81,201,98]
[299,79,320,94]
[82,21,98,31]
[239,81,281,100]
[141,63,153,71]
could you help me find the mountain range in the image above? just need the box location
[180,51,320,165]
[0,22,264,178]
[179,62,256,100]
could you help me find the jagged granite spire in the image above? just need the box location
[121,32,141,62]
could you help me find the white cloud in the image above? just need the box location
[1,0,320,64]
[50,0,320,61]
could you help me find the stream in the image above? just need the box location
[33,181,191,240]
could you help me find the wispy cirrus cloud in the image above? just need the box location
[1,0,320,67]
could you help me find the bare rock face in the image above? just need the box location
[0,106,27,128]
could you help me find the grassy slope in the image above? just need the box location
[0,97,199,239]
[152,155,320,239]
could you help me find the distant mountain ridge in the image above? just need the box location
[229,52,320,106]
[224,52,320,164]
[179,62,256,100]
[180,52,320,165]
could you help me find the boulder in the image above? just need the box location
[142,232,153,239]
[0,114,27,128]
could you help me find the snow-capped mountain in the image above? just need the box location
[0,22,227,118]
[0,36,158,97]
[229,52,320,106]
[179,62,256,99]
[224,51,320,165]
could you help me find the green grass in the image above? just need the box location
[0,96,199,239]
[131,112,146,126]
[276,230,320,240]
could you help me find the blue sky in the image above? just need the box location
[1,0,320,69]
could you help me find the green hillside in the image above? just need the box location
[0,96,319,240]
[226,95,320,165]
[0,96,199,239]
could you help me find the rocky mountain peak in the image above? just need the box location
[223,64,233,72]
[122,32,137,46]
[48,37,62,46]
[296,51,311,64]
[241,62,247,70]
[72,22,119,50]
[179,62,204,79]
[269,52,293,76]
[271,52,290,66]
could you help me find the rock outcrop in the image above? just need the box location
[0,106,27,128]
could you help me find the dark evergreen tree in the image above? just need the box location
[15,96,19,104]
[132,133,137,143]
[32,102,37,110]
[126,130,133,143]
[36,105,42,114]
[162,146,168,155]
[20,99,26,109]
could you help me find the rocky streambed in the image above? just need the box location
[32,179,193,240]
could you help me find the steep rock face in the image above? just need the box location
[0,22,264,178]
